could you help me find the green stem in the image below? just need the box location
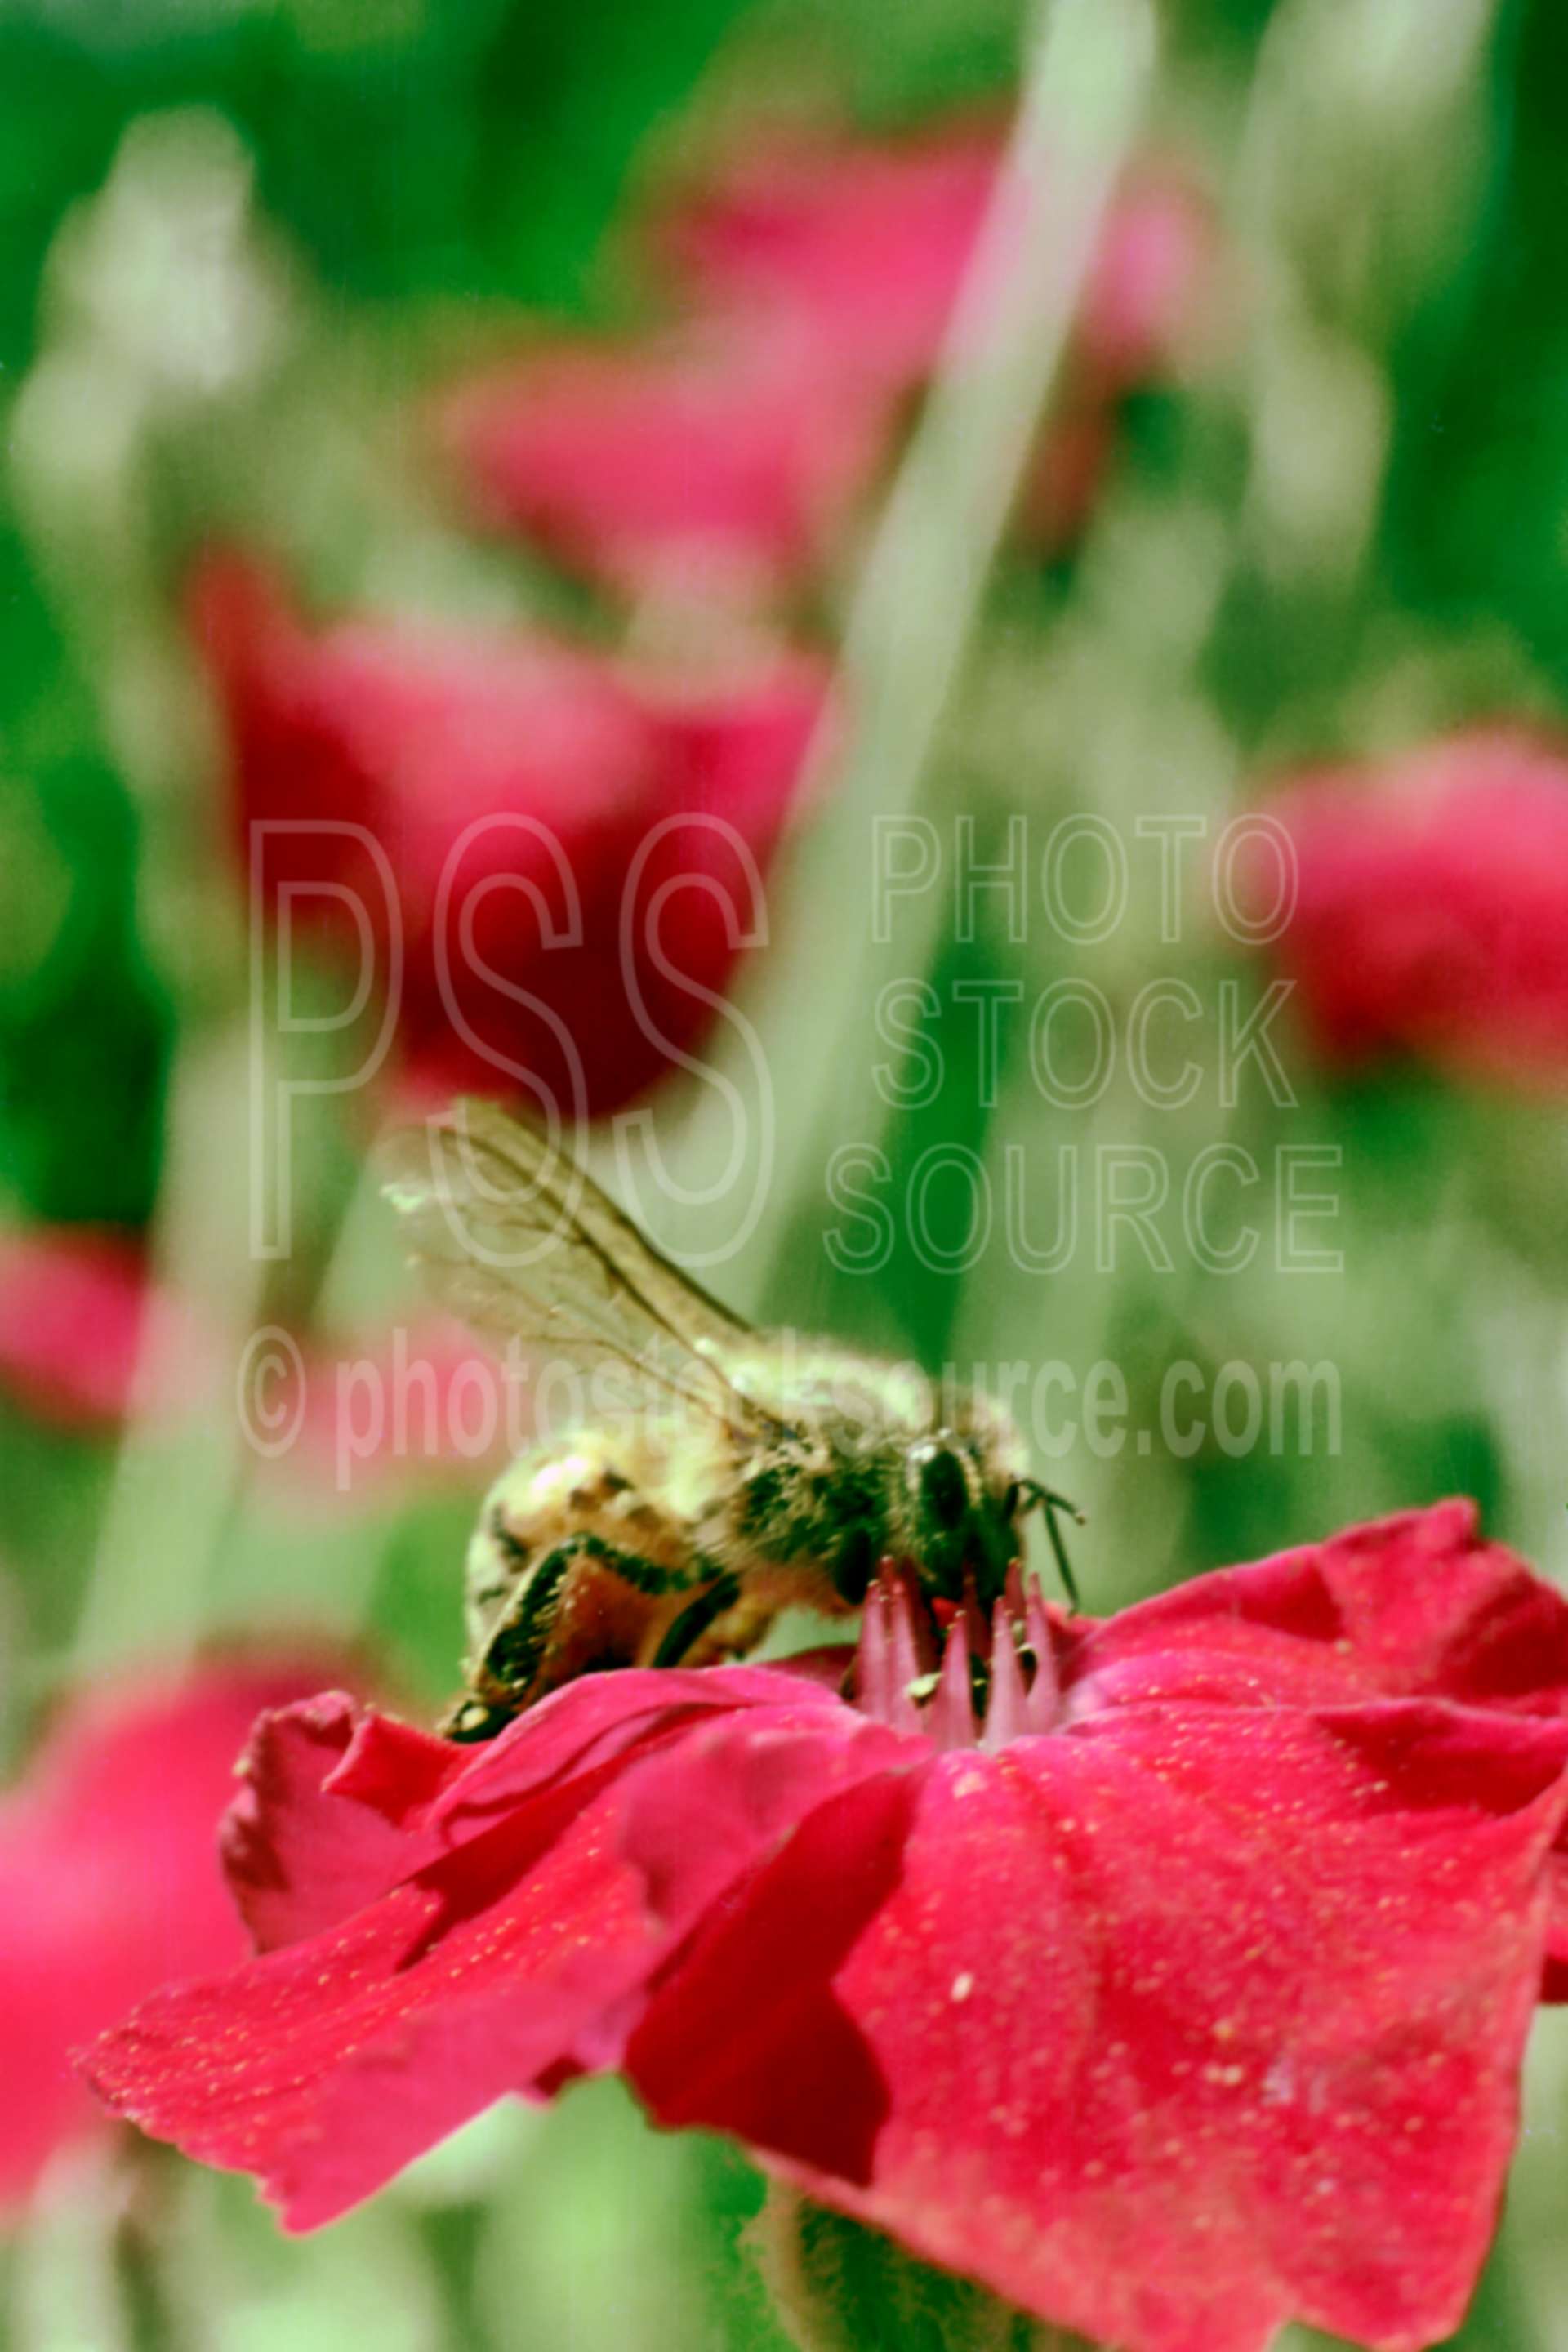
[656,0,1157,1314]
[754,2189,1094,2352]
[71,1017,265,1671]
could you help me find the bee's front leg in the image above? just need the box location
[649,1571,745,1668]
[443,1532,702,1739]
[443,1692,521,1742]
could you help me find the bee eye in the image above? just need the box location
[920,1449,969,1531]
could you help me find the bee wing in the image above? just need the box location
[380,1098,762,1430]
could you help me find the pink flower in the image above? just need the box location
[0,1227,219,1428]
[659,119,1214,399]
[0,1222,493,1494]
[658,118,1002,390]
[274,1317,515,1497]
[0,1658,352,2207]
[1248,728,1568,1084]
[1074,165,1219,393]
[437,327,890,596]
[192,551,827,1116]
[87,1502,1568,2352]
[439,122,1217,595]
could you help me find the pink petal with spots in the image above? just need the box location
[630,1698,1568,2352]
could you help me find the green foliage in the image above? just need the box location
[2,0,1568,2345]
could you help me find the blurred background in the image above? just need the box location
[2,0,1567,2344]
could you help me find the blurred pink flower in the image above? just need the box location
[0,1658,351,2209]
[1248,728,1568,1084]
[290,1318,516,1496]
[657,117,1004,390]
[1075,167,1220,393]
[0,1228,206,1428]
[193,551,826,1116]
[437,326,890,596]
[439,121,1217,593]
[659,118,1214,399]
[0,1222,499,1495]
[87,1501,1568,2352]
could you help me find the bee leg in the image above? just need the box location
[1010,1477,1085,1608]
[440,1693,517,1744]
[459,1532,691,1731]
[651,1571,744,1668]
[1020,1481,1086,1610]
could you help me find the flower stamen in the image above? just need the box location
[982,1601,1029,1748]
[857,1566,1062,1744]
[928,1621,978,1752]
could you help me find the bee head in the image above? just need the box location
[904,1434,1018,1610]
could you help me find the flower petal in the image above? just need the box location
[628,1697,1568,2352]
[439,330,889,591]
[1058,1500,1568,1993]
[222,1694,466,1953]
[0,1658,346,2208]
[1060,1500,1568,1720]
[84,1671,908,2226]
[1246,728,1568,1084]
[226,1668,868,1958]
[192,551,825,1116]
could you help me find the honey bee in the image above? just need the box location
[383,1099,1079,1739]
